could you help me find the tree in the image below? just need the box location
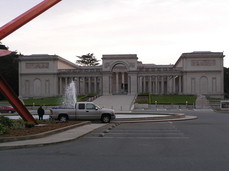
[224,67,229,98]
[76,53,100,66]
[0,43,20,99]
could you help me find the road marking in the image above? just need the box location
[86,122,189,140]
[85,136,189,140]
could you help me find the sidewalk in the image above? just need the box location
[0,123,106,150]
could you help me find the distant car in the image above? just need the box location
[0,106,16,113]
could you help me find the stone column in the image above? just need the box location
[88,77,91,94]
[99,77,102,95]
[94,77,97,94]
[77,77,81,95]
[143,76,145,93]
[179,76,182,94]
[64,77,67,92]
[116,72,119,94]
[149,76,152,94]
[66,77,69,86]
[155,76,158,94]
[138,76,142,93]
[76,77,78,95]
[166,76,169,94]
[122,72,125,93]
[152,78,155,94]
[173,76,176,93]
[169,76,173,94]
[82,77,85,95]
[161,76,164,94]
[128,76,131,94]
[59,77,62,95]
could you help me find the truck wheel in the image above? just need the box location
[101,115,111,123]
[59,115,68,122]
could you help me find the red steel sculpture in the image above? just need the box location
[0,0,62,123]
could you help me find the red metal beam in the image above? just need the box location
[0,0,61,40]
[0,75,37,123]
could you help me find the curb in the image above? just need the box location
[113,115,198,123]
[0,121,91,143]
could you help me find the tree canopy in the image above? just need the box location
[0,43,20,99]
[224,67,229,98]
[76,53,100,66]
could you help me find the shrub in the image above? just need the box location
[0,116,13,128]
[11,119,26,129]
[0,123,9,135]
[25,122,35,128]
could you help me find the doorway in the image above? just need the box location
[112,64,128,95]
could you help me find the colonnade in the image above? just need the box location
[58,74,183,96]
[58,76,102,95]
[138,75,183,94]
[112,72,128,94]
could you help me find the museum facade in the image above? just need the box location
[18,51,225,98]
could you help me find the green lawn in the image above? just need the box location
[135,94,197,104]
[1,94,196,106]
[0,95,97,106]
[23,96,87,106]
[23,97,63,106]
[150,95,196,105]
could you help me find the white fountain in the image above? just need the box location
[62,81,77,108]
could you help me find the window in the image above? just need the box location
[86,103,96,110]
[78,104,85,110]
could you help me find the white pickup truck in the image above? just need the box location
[50,102,116,123]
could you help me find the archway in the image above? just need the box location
[112,63,128,94]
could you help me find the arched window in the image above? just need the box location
[34,79,42,97]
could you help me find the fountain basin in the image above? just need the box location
[2,111,187,122]
[116,114,169,119]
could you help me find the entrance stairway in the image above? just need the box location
[195,95,212,109]
[93,95,136,112]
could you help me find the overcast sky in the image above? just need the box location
[0,0,229,67]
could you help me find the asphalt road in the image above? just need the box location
[1,110,229,171]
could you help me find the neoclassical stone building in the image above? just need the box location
[18,52,225,98]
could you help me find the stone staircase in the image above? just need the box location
[195,95,211,109]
